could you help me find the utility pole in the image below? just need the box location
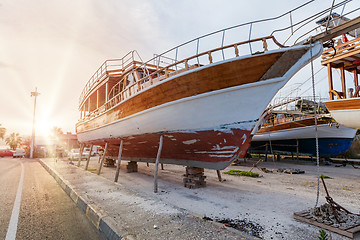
[30,87,40,159]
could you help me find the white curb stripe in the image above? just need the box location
[5,161,24,240]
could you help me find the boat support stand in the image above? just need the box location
[114,139,124,182]
[97,142,108,175]
[153,135,164,193]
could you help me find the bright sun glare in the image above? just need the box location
[35,117,55,137]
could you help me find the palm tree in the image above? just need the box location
[0,124,6,139]
[5,132,22,150]
[51,126,63,140]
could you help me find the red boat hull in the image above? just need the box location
[88,128,252,170]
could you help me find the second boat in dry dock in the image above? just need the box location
[250,100,357,158]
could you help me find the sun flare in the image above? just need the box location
[35,116,56,137]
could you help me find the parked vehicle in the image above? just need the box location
[84,146,97,156]
[68,148,89,160]
[13,149,26,158]
[0,149,13,157]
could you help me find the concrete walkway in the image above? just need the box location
[40,158,254,240]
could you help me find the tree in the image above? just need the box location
[5,132,22,150]
[0,124,5,139]
[51,126,63,140]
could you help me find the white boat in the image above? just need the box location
[75,4,334,170]
[251,110,357,157]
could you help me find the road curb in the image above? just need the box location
[39,159,125,240]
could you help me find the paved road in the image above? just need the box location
[0,157,103,240]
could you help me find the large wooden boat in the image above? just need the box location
[75,8,328,170]
[322,36,360,129]
[250,107,357,158]
[75,41,322,170]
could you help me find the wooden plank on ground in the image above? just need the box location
[294,212,359,239]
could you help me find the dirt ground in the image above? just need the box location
[72,156,359,240]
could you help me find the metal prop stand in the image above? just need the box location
[153,135,164,193]
[114,140,124,182]
[97,142,108,175]
[85,144,93,170]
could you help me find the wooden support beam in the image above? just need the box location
[87,98,91,113]
[354,69,359,88]
[97,142,108,175]
[96,90,99,109]
[114,140,123,182]
[296,139,299,163]
[354,69,359,97]
[153,135,164,193]
[85,144,93,170]
[105,82,109,104]
[327,63,334,100]
[78,144,84,167]
[340,65,347,98]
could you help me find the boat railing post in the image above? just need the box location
[175,48,178,74]
[221,30,225,60]
[289,11,293,35]
[78,144,84,167]
[156,55,160,79]
[114,139,124,182]
[98,142,108,175]
[154,135,164,193]
[196,38,200,66]
[248,23,253,55]
[85,144,93,170]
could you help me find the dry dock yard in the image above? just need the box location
[40,157,360,240]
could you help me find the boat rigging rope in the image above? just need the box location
[310,40,321,207]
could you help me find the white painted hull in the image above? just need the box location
[326,109,360,129]
[252,124,357,142]
[78,77,286,142]
[324,98,360,129]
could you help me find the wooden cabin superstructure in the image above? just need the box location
[322,36,360,129]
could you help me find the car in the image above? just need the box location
[13,149,26,158]
[68,148,89,160]
[0,149,13,157]
[84,147,97,156]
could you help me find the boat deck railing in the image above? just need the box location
[79,50,147,105]
[79,0,358,118]
[322,36,360,62]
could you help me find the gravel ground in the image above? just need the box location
[63,156,359,239]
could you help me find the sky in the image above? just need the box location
[0,0,359,138]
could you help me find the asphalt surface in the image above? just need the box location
[0,157,103,240]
